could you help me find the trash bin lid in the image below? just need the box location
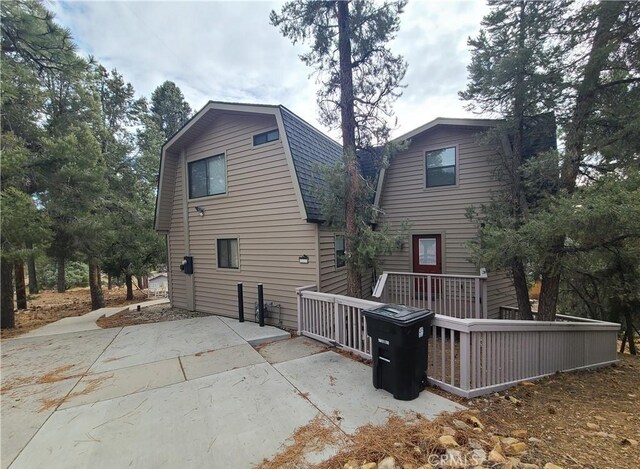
[362,304,433,326]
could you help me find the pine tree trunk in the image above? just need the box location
[511,259,533,320]
[108,274,112,290]
[125,274,133,300]
[537,267,561,321]
[1,256,15,329]
[625,310,637,355]
[337,0,362,298]
[14,261,27,310]
[26,241,38,294]
[89,259,104,310]
[136,276,143,291]
[562,1,624,191]
[56,254,66,293]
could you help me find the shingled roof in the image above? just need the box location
[279,106,343,222]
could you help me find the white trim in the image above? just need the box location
[276,108,308,221]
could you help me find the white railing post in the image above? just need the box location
[474,278,480,319]
[372,273,388,299]
[333,298,339,343]
[460,330,471,391]
[482,278,488,319]
[296,289,303,335]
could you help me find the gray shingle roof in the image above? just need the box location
[280,106,343,222]
[357,146,383,182]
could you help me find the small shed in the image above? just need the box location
[148,273,168,297]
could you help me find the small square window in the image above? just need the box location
[335,235,346,268]
[217,238,239,269]
[425,147,456,188]
[253,129,279,146]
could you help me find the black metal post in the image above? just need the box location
[237,282,244,323]
[258,283,264,327]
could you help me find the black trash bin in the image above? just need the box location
[362,304,434,401]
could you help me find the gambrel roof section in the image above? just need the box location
[279,106,343,222]
[154,101,344,231]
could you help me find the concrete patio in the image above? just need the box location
[1,315,463,468]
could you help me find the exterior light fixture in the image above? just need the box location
[194,206,205,217]
[298,254,309,264]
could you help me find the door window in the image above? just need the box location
[419,238,437,265]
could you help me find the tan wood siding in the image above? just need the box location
[318,226,347,295]
[169,112,317,329]
[168,161,187,309]
[378,125,516,316]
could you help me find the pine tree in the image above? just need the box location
[461,0,640,320]
[271,0,407,297]
[1,0,79,325]
[150,81,192,140]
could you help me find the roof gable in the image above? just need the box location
[155,101,346,230]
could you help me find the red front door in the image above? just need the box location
[412,235,442,298]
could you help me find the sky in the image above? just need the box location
[50,0,490,140]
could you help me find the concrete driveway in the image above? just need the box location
[1,316,462,468]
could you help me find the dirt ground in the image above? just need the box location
[1,287,147,339]
[97,304,213,328]
[462,353,640,469]
[261,353,639,469]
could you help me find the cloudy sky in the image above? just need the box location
[50,0,489,139]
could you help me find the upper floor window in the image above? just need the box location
[188,154,226,199]
[335,235,346,269]
[425,147,456,188]
[253,129,279,146]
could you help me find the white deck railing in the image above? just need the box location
[297,287,620,397]
[373,271,488,319]
[429,315,619,397]
[296,285,377,358]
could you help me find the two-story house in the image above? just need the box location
[154,102,519,328]
[154,102,358,330]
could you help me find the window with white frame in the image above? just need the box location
[188,154,226,198]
